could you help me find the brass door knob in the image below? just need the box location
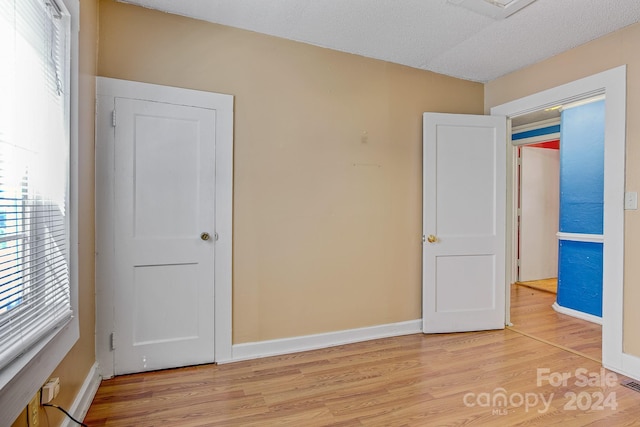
[201,232,210,241]
[427,234,437,243]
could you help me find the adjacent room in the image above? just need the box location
[3,0,640,425]
[509,98,604,362]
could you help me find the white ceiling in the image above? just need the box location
[120,0,640,82]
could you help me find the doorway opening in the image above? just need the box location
[491,65,627,375]
[507,100,604,362]
[512,109,561,294]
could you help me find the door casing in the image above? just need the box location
[517,145,560,283]
[491,65,635,378]
[95,77,234,378]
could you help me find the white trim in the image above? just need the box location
[552,302,602,325]
[492,86,606,118]
[0,322,79,426]
[95,77,234,375]
[561,94,606,111]
[0,0,80,423]
[615,353,640,381]
[229,320,422,363]
[94,86,116,378]
[556,232,604,243]
[491,65,628,377]
[59,362,101,427]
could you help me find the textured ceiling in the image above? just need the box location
[120,0,640,82]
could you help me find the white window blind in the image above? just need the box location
[0,0,72,371]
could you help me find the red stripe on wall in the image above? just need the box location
[528,139,560,149]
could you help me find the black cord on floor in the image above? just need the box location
[42,403,88,427]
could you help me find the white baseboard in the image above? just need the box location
[61,361,101,427]
[229,319,422,363]
[552,302,602,325]
[612,353,640,382]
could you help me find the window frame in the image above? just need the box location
[0,0,79,422]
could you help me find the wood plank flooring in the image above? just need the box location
[515,278,557,294]
[509,283,602,362]
[85,287,632,426]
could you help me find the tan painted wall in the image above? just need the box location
[485,22,640,356]
[97,0,483,343]
[11,0,98,425]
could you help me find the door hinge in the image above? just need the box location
[110,332,116,351]
[112,110,117,127]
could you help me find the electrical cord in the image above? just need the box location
[42,403,88,426]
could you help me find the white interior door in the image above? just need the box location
[422,113,506,333]
[113,97,216,375]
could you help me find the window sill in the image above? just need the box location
[0,316,78,425]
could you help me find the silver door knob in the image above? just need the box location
[200,232,210,241]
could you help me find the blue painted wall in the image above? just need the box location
[559,101,605,234]
[557,100,604,317]
[557,240,603,316]
[512,124,561,141]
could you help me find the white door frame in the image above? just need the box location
[491,65,639,378]
[95,77,234,378]
[517,144,560,284]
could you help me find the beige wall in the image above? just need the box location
[11,0,98,425]
[485,22,640,356]
[97,0,483,343]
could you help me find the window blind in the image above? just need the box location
[0,0,71,371]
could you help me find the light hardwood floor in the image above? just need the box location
[515,278,557,294]
[85,288,636,426]
[509,283,602,362]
